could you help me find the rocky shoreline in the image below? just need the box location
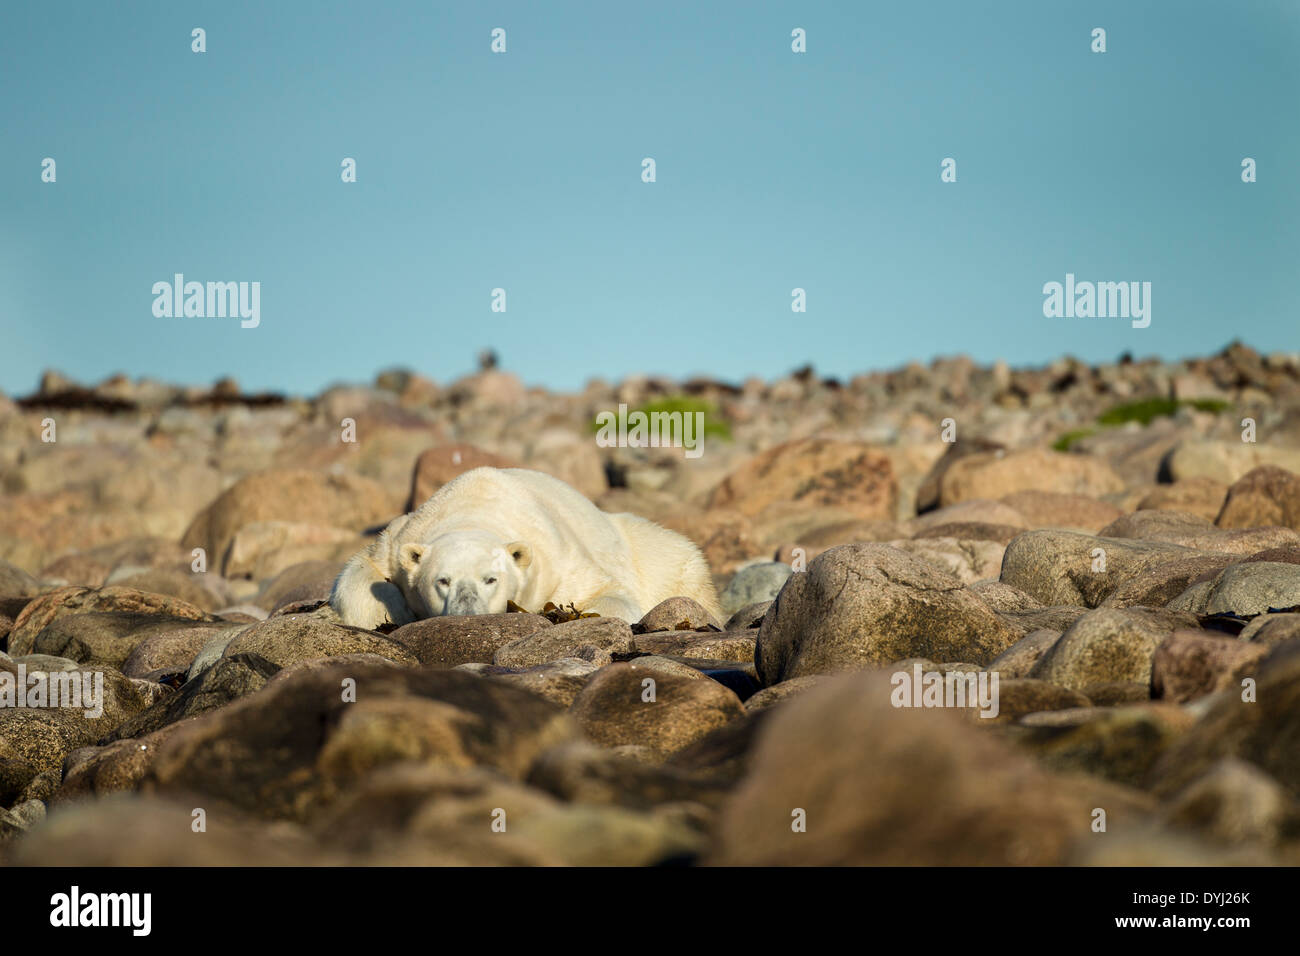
[2,341,1299,865]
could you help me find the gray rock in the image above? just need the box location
[986,629,1061,679]
[1031,607,1200,690]
[719,562,793,617]
[222,614,418,668]
[637,597,721,633]
[1238,612,1300,646]
[187,627,248,681]
[724,601,772,630]
[107,652,282,741]
[1203,562,1300,617]
[494,617,633,668]
[1168,579,1215,613]
[1001,530,1194,607]
[743,675,826,712]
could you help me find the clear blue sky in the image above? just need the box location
[2,0,1296,396]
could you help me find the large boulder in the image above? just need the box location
[755,544,1019,685]
[938,449,1124,509]
[1000,531,1194,608]
[7,586,212,658]
[710,670,1117,865]
[182,469,395,572]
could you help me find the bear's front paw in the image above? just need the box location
[335,584,417,631]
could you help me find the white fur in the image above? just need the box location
[331,467,721,628]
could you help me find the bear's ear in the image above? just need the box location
[398,542,424,572]
[506,541,532,569]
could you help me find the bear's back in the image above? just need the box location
[399,467,607,541]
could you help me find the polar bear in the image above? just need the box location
[330,467,722,628]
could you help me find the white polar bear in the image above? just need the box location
[331,467,722,629]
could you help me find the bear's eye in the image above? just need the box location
[483,577,497,585]
[436,577,450,587]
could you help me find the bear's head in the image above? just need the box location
[395,529,532,617]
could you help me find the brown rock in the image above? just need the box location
[1100,508,1300,554]
[706,438,897,521]
[1152,630,1270,703]
[1239,612,1300,647]
[390,613,551,666]
[222,521,361,580]
[911,499,1028,532]
[999,489,1122,532]
[253,560,343,612]
[182,469,394,572]
[108,568,225,611]
[1150,641,1300,796]
[569,661,744,759]
[939,449,1124,509]
[1014,704,1196,787]
[1139,478,1229,523]
[982,679,1091,723]
[1000,530,1193,608]
[710,670,1103,865]
[1216,465,1300,530]
[914,437,1006,514]
[7,586,212,658]
[146,663,577,821]
[1101,553,1238,608]
[912,521,1024,546]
